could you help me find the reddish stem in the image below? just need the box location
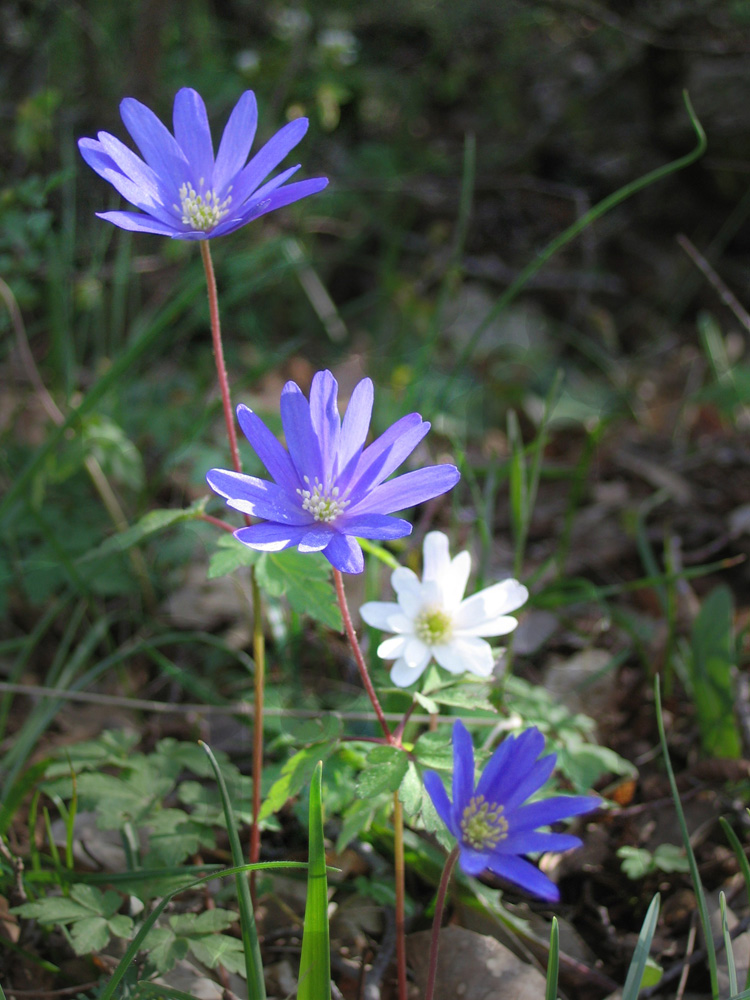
[199,241,264,894]
[200,240,242,474]
[200,513,237,533]
[424,846,460,1000]
[393,792,407,1000]
[332,568,392,742]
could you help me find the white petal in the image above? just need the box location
[453,579,528,630]
[377,635,409,660]
[391,567,424,617]
[422,531,451,583]
[404,636,429,669]
[433,637,495,676]
[444,550,471,608]
[455,615,520,637]
[390,652,432,687]
[359,601,402,631]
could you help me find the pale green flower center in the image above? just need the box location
[414,606,453,645]
[460,795,509,850]
[177,180,232,231]
[297,476,350,523]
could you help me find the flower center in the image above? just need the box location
[414,606,453,645]
[460,795,509,850]
[176,180,232,231]
[296,477,350,523]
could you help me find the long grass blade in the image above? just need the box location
[200,741,265,1000]
[545,916,559,1000]
[298,761,331,1000]
[720,891,738,997]
[622,893,660,1000]
[719,816,750,992]
[655,677,719,999]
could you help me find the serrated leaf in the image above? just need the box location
[170,909,236,936]
[80,497,208,563]
[427,682,495,712]
[146,927,190,974]
[398,761,423,817]
[356,746,408,797]
[413,730,454,770]
[336,799,377,852]
[70,916,111,954]
[255,549,341,630]
[260,743,334,821]
[207,534,259,579]
[190,934,247,974]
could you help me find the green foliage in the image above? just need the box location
[209,536,342,630]
[617,844,690,880]
[147,909,246,976]
[13,884,133,956]
[682,585,741,758]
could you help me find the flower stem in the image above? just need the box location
[425,846,460,1000]
[200,240,242,474]
[393,791,407,1000]
[249,568,265,899]
[332,569,392,741]
[199,239,266,885]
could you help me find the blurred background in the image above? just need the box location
[2,0,750,671]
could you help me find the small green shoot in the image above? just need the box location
[621,893,660,1000]
[545,916,559,1000]
[298,761,331,1000]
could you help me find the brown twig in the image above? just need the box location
[677,233,750,336]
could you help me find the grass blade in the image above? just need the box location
[720,891,738,997]
[298,761,331,1000]
[655,677,719,999]
[545,916,559,1000]
[200,741,265,1000]
[622,893,660,1000]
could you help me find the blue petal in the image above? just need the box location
[248,177,329,218]
[234,523,308,551]
[229,118,309,207]
[279,380,322,485]
[214,91,258,194]
[205,468,309,524]
[236,404,299,493]
[475,728,546,804]
[340,514,412,539]
[250,164,301,202]
[503,754,557,813]
[173,88,215,190]
[495,831,582,855]
[308,371,340,486]
[451,720,475,830]
[88,134,182,226]
[89,132,162,203]
[299,527,335,552]
[486,854,560,902]
[351,465,460,516]
[510,796,600,832]
[423,771,455,835]
[119,97,189,192]
[346,414,429,500]
[337,378,374,481]
[323,533,364,573]
[94,210,179,236]
[457,847,493,876]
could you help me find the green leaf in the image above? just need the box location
[207,533,259,579]
[413,730,454,770]
[255,549,341,630]
[356,746,408,797]
[70,916,112,954]
[688,585,741,758]
[414,691,439,714]
[80,497,208,563]
[260,743,334,821]
[146,927,190,974]
[145,809,216,867]
[426,681,495,712]
[622,894,660,1000]
[398,762,423,817]
[299,762,331,1000]
[336,799,378,852]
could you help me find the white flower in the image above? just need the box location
[359,531,529,688]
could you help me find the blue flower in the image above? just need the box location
[423,720,599,902]
[206,370,460,574]
[78,88,327,239]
